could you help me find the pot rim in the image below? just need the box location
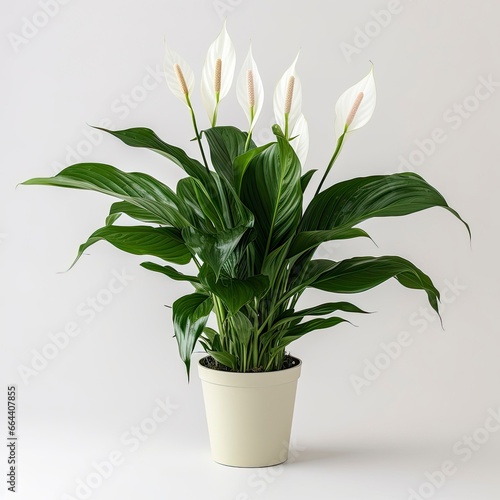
[198,356,302,388]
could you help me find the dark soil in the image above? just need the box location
[199,354,300,373]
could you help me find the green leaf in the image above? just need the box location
[140,262,199,284]
[241,134,302,268]
[233,143,273,194]
[288,227,373,258]
[309,255,441,316]
[300,169,317,193]
[176,173,254,278]
[200,327,222,353]
[199,265,269,315]
[269,301,367,334]
[228,311,254,346]
[203,327,219,343]
[301,172,470,236]
[279,301,369,320]
[261,240,292,284]
[173,293,213,379]
[182,226,250,280]
[208,350,237,370]
[275,317,350,349]
[204,126,251,185]
[94,126,209,182]
[106,201,167,226]
[22,163,189,228]
[72,226,191,267]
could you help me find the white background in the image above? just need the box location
[1,1,499,499]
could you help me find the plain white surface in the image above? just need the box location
[1,0,499,498]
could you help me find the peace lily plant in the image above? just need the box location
[23,24,469,381]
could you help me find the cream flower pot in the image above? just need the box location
[198,357,302,467]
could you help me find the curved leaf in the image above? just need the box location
[279,301,369,321]
[93,127,209,183]
[300,169,316,193]
[233,142,273,194]
[22,163,189,228]
[204,126,250,184]
[72,226,191,267]
[309,255,441,316]
[182,226,249,279]
[106,201,166,226]
[241,134,302,267]
[275,317,350,349]
[301,172,470,236]
[208,350,237,370]
[199,265,269,315]
[140,262,199,284]
[173,293,213,379]
[288,227,373,258]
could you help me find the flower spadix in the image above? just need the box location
[237,46,264,132]
[163,41,195,106]
[273,53,302,139]
[201,21,236,126]
[334,65,376,140]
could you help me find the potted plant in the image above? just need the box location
[22,24,469,467]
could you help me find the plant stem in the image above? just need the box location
[213,296,226,347]
[186,96,209,171]
[244,130,252,152]
[244,108,255,152]
[315,132,346,196]
[211,97,220,128]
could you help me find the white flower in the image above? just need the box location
[163,41,195,106]
[273,53,302,139]
[290,114,309,167]
[334,65,376,140]
[201,21,236,126]
[236,46,264,132]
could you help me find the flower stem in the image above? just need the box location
[315,132,346,196]
[284,113,290,140]
[244,107,255,152]
[186,95,209,171]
